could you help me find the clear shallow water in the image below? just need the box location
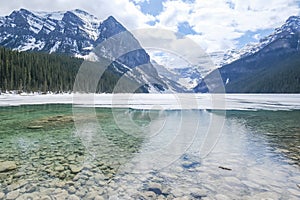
[0,105,299,199]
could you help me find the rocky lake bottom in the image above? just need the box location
[0,104,299,199]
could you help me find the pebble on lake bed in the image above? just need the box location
[54,165,65,172]
[27,115,74,130]
[0,161,17,173]
[6,190,20,200]
[69,165,83,174]
[0,192,4,199]
[27,125,43,129]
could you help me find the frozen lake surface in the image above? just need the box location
[0,93,299,110]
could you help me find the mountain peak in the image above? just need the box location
[10,8,34,17]
[102,15,125,30]
[283,15,300,33]
[19,8,30,13]
[72,9,90,15]
[70,9,99,22]
[98,16,126,41]
[105,16,118,22]
[19,8,33,15]
[286,16,300,23]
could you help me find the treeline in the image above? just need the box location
[0,47,143,93]
[225,52,300,93]
[0,47,82,92]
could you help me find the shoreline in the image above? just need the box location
[0,93,299,111]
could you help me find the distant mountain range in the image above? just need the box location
[0,8,299,93]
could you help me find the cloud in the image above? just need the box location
[0,0,154,30]
[154,0,192,32]
[131,0,150,3]
[154,0,300,52]
[132,28,214,73]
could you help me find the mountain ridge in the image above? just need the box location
[1,8,299,93]
[195,15,300,93]
[220,15,300,66]
[0,8,186,93]
[0,8,139,56]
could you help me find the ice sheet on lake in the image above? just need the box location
[0,93,299,111]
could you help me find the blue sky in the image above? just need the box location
[1,0,300,52]
[132,0,165,16]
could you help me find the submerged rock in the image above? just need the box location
[15,193,41,200]
[67,155,76,161]
[27,115,74,130]
[143,191,157,199]
[68,194,81,200]
[215,194,231,200]
[189,188,207,199]
[6,190,20,200]
[13,171,26,178]
[27,125,43,129]
[147,182,163,195]
[69,165,83,174]
[7,180,27,191]
[0,161,17,173]
[54,165,65,172]
[182,161,201,169]
[67,186,76,194]
[0,192,4,199]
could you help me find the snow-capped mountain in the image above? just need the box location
[0,8,186,93]
[152,60,202,91]
[218,16,300,66]
[194,16,300,93]
[0,9,126,56]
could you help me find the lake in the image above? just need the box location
[0,99,299,199]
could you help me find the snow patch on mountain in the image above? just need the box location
[50,41,61,53]
[0,8,103,53]
[14,37,45,51]
[71,9,101,40]
[33,11,65,21]
[27,15,44,34]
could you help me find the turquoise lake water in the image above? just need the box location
[0,104,299,199]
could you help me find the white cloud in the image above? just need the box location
[131,0,150,3]
[132,28,215,74]
[154,0,192,31]
[154,0,300,52]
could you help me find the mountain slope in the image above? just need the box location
[194,16,300,93]
[152,60,202,91]
[0,9,179,93]
[0,47,148,93]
